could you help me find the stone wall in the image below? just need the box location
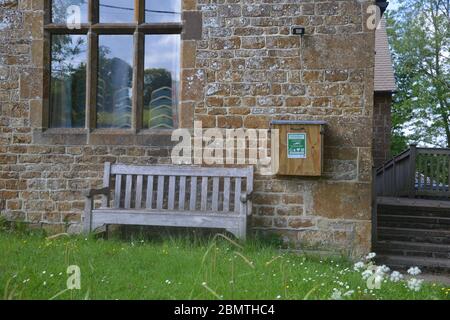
[0,0,376,258]
[373,92,392,168]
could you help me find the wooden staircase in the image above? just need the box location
[373,146,450,273]
[373,198,450,272]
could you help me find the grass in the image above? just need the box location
[0,230,448,300]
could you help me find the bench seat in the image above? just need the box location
[83,163,253,240]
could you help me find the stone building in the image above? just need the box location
[0,0,394,258]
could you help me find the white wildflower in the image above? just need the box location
[407,278,423,292]
[374,273,384,287]
[365,252,376,260]
[362,269,373,280]
[377,265,390,274]
[407,267,422,276]
[353,261,365,271]
[343,290,354,297]
[276,295,281,299]
[331,289,342,300]
[390,271,403,282]
[165,280,171,285]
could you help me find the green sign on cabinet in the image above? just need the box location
[287,133,306,159]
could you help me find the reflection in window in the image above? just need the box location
[145,0,181,23]
[144,35,180,129]
[50,35,87,128]
[99,0,134,23]
[97,35,133,129]
[52,0,88,24]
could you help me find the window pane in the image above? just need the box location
[100,0,134,23]
[52,0,88,24]
[145,0,181,23]
[50,35,87,128]
[97,35,133,129]
[144,35,180,129]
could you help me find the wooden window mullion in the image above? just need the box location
[132,32,144,132]
[44,0,51,24]
[132,0,145,131]
[89,0,99,24]
[42,31,51,129]
[86,0,98,131]
[136,0,145,24]
[86,31,98,131]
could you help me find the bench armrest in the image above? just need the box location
[83,187,110,198]
[240,191,253,203]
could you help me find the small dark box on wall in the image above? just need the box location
[271,120,326,176]
[292,27,306,35]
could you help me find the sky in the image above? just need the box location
[387,0,400,11]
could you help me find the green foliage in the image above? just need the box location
[0,232,448,300]
[391,132,409,156]
[386,0,450,147]
[0,216,8,231]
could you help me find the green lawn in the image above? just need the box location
[0,231,448,300]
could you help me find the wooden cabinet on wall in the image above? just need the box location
[271,120,326,177]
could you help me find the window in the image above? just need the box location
[50,34,87,128]
[46,0,182,130]
[97,35,133,128]
[144,34,180,129]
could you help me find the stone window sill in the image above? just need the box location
[33,128,176,147]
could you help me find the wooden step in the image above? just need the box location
[374,240,450,259]
[378,227,450,244]
[378,204,450,218]
[378,215,450,230]
[376,254,450,273]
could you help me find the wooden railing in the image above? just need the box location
[375,145,450,199]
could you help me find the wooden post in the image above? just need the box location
[408,144,417,198]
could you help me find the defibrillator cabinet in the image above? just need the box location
[271,120,326,176]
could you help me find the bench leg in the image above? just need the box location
[238,219,247,241]
[83,197,93,234]
[227,217,247,241]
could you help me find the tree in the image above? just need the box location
[386,0,449,152]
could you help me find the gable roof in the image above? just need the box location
[375,17,397,92]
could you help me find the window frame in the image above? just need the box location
[43,0,183,134]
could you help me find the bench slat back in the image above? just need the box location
[104,163,253,214]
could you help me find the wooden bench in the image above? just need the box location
[83,163,254,240]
